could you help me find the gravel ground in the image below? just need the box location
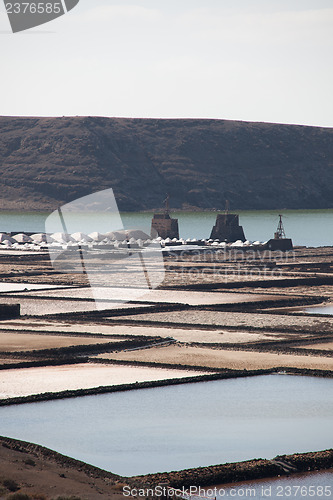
[106,309,333,332]
[0,332,120,352]
[96,345,333,370]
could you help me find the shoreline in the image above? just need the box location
[134,449,333,489]
[0,435,332,495]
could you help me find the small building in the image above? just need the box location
[151,195,179,239]
[266,214,293,250]
[151,213,179,239]
[210,213,246,242]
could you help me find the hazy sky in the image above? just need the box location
[1,0,332,127]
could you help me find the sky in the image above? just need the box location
[1,0,332,127]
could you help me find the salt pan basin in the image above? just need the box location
[0,363,208,399]
[213,469,333,500]
[0,374,332,476]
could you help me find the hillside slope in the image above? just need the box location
[0,116,332,211]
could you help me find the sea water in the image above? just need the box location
[0,209,332,247]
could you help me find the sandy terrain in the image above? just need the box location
[0,309,333,336]
[298,342,333,351]
[0,332,120,352]
[109,309,333,331]
[9,287,293,305]
[0,296,152,316]
[0,283,69,292]
[0,356,38,365]
[96,345,333,371]
[98,326,282,344]
[0,319,280,342]
[0,318,96,332]
[0,435,127,499]
[0,320,287,347]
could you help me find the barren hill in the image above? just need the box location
[0,116,332,212]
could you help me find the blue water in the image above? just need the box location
[0,209,332,247]
[0,374,332,476]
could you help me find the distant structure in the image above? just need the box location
[267,214,293,250]
[210,201,246,242]
[151,194,179,239]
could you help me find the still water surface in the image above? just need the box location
[0,209,332,247]
[0,375,332,476]
[303,304,333,315]
[211,470,333,500]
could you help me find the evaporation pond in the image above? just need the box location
[212,469,333,500]
[0,374,332,476]
[303,304,333,315]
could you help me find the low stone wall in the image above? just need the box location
[94,358,226,372]
[0,336,165,359]
[169,276,333,290]
[202,296,325,312]
[0,368,274,407]
[134,449,333,488]
[43,302,188,321]
[0,357,89,370]
[1,437,331,491]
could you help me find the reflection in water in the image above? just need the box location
[0,375,332,476]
